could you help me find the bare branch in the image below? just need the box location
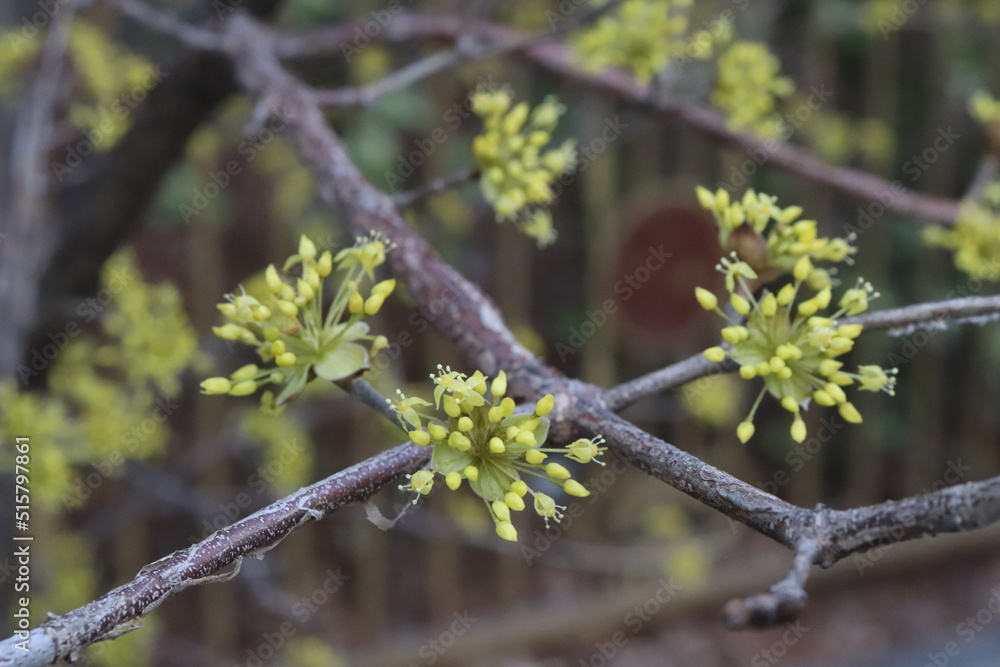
[0,443,428,666]
[845,293,1000,333]
[272,13,960,225]
[391,167,479,208]
[103,0,223,51]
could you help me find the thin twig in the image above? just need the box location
[273,13,961,225]
[103,0,223,50]
[0,442,428,666]
[391,167,479,208]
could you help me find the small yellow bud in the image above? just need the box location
[445,472,462,490]
[839,401,863,423]
[275,352,297,367]
[213,324,245,341]
[364,294,385,315]
[535,393,554,416]
[277,300,298,318]
[501,397,516,416]
[545,462,571,479]
[230,380,258,396]
[695,185,716,210]
[492,500,511,522]
[428,424,448,441]
[837,324,864,338]
[265,265,282,291]
[296,279,314,301]
[231,364,259,382]
[791,416,807,443]
[525,450,547,464]
[563,480,590,497]
[704,346,727,363]
[694,287,718,310]
[824,383,847,403]
[721,326,748,344]
[271,340,286,356]
[488,405,505,423]
[736,421,755,443]
[372,279,396,298]
[448,432,471,451]
[511,480,529,496]
[769,356,786,372]
[200,377,232,394]
[739,365,757,379]
[316,251,333,277]
[505,491,525,511]
[299,234,317,261]
[515,430,537,447]
[464,465,479,481]
[730,293,751,315]
[345,291,362,315]
[760,293,777,317]
[491,371,508,399]
[371,335,388,356]
[495,520,518,542]
[813,389,836,406]
[263,327,281,341]
[793,255,813,282]
[780,396,799,412]
[443,395,462,418]
[456,416,473,432]
[797,297,820,317]
[409,430,431,446]
[489,437,506,454]
[777,283,796,306]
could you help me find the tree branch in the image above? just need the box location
[270,13,961,225]
[0,443,428,666]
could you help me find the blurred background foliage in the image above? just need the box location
[2,0,1000,665]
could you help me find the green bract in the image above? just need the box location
[201,233,394,407]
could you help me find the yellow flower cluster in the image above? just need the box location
[969,90,1000,151]
[712,41,794,139]
[970,90,1000,124]
[696,254,897,443]
[0,249,201,508]
[924,186,1000,281]
[201,234,394,407]
[393,366,606,542]
[696,186,855,287]
[572,0,698,83]
[471,90,576,247]
[99,251,201,396]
